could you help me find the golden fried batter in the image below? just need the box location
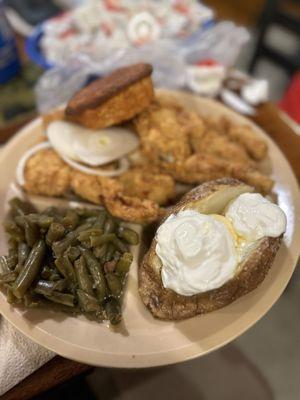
[174,154,273,194]
[118,168,175,205]
[133,93,272,195]
[135,104,192,167]
[24,149,71,196]
[190,129,253,165]
[104,194,160,224]
[23,150,160,224]
[227,125,267,161]
[70,171,122,205]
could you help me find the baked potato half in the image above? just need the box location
[139,178,283,320]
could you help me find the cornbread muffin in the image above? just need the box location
[65,63,154,129]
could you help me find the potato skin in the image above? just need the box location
[139,178,282,320]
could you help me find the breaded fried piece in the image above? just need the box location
[65,63,154,129]
[174,154,273,194]
[227,125,267,161]
[190,129,254,165]
[134,101,192,168]
[23,150,160,224]
[104,194,160,224]
[70,171,122,205]
[202,117,267,161]
[24,149,71,196]
[70,171,160,223]
[118,169,175,205]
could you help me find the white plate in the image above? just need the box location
[0,90,299,368]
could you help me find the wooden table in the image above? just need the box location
[1,102,299,400]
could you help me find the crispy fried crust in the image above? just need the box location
[118,168,176,205]
[139,178,282,320]
[134,93,273,194]
[65,64,154,129]
[24,149,72,196]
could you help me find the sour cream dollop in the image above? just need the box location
[225,193,287,241]
[156,210,238,296]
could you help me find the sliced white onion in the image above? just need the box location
[47,120,139,167]
[16,141,52,186]
[61,154,130,177]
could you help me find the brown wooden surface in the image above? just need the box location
[205,0,266,26]
[1,356,92,400]
[252,102,300,181]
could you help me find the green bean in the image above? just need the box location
[44,291,75,307]
[77,229,104,242]
[76,289,101,313]
[76,209,100,218]
[104,218,116,234]
[0,256,9,273]
[6,286,19,304]
[74,256,94,296]
[27,214,54,229]
[34,279,67,296]
[46,222,65,244]
[9,197,36,216]
[106,273,122,297]
[117,227,139,245]
[112,236,128,253]
[49,271,61,281]
[24,219,40,247]
[52,223,91,257]
[106,243,116,262]
[82,249,106,303]
[3,221,24,242]
[41,206,60,218]
[92,211,106,229]
[2,254,18,271]
[12,240,46,298]
[66,246,81,262]
[93,243,107,260]
[116,252,133,274]
[0,271,17,284]
[17,242,30,271]
[79,239,92,249]
[62,210,79,230]
[90,233,115,248]
[24,291,39,308]
[105,298,121,325]
[113,251,121,262]
[55,254,76,283]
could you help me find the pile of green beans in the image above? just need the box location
[0,197,138,325]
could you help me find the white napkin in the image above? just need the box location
[0,316,55,396]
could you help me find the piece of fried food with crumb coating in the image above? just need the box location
[23,150,160,224]
[190,129,254,166]
[24,149,71,196]
[104,194,160,224]
[118,168,175,205]
[70,171,122,205]
[175,154,273,195]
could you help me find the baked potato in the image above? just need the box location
[139,178,285,320]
